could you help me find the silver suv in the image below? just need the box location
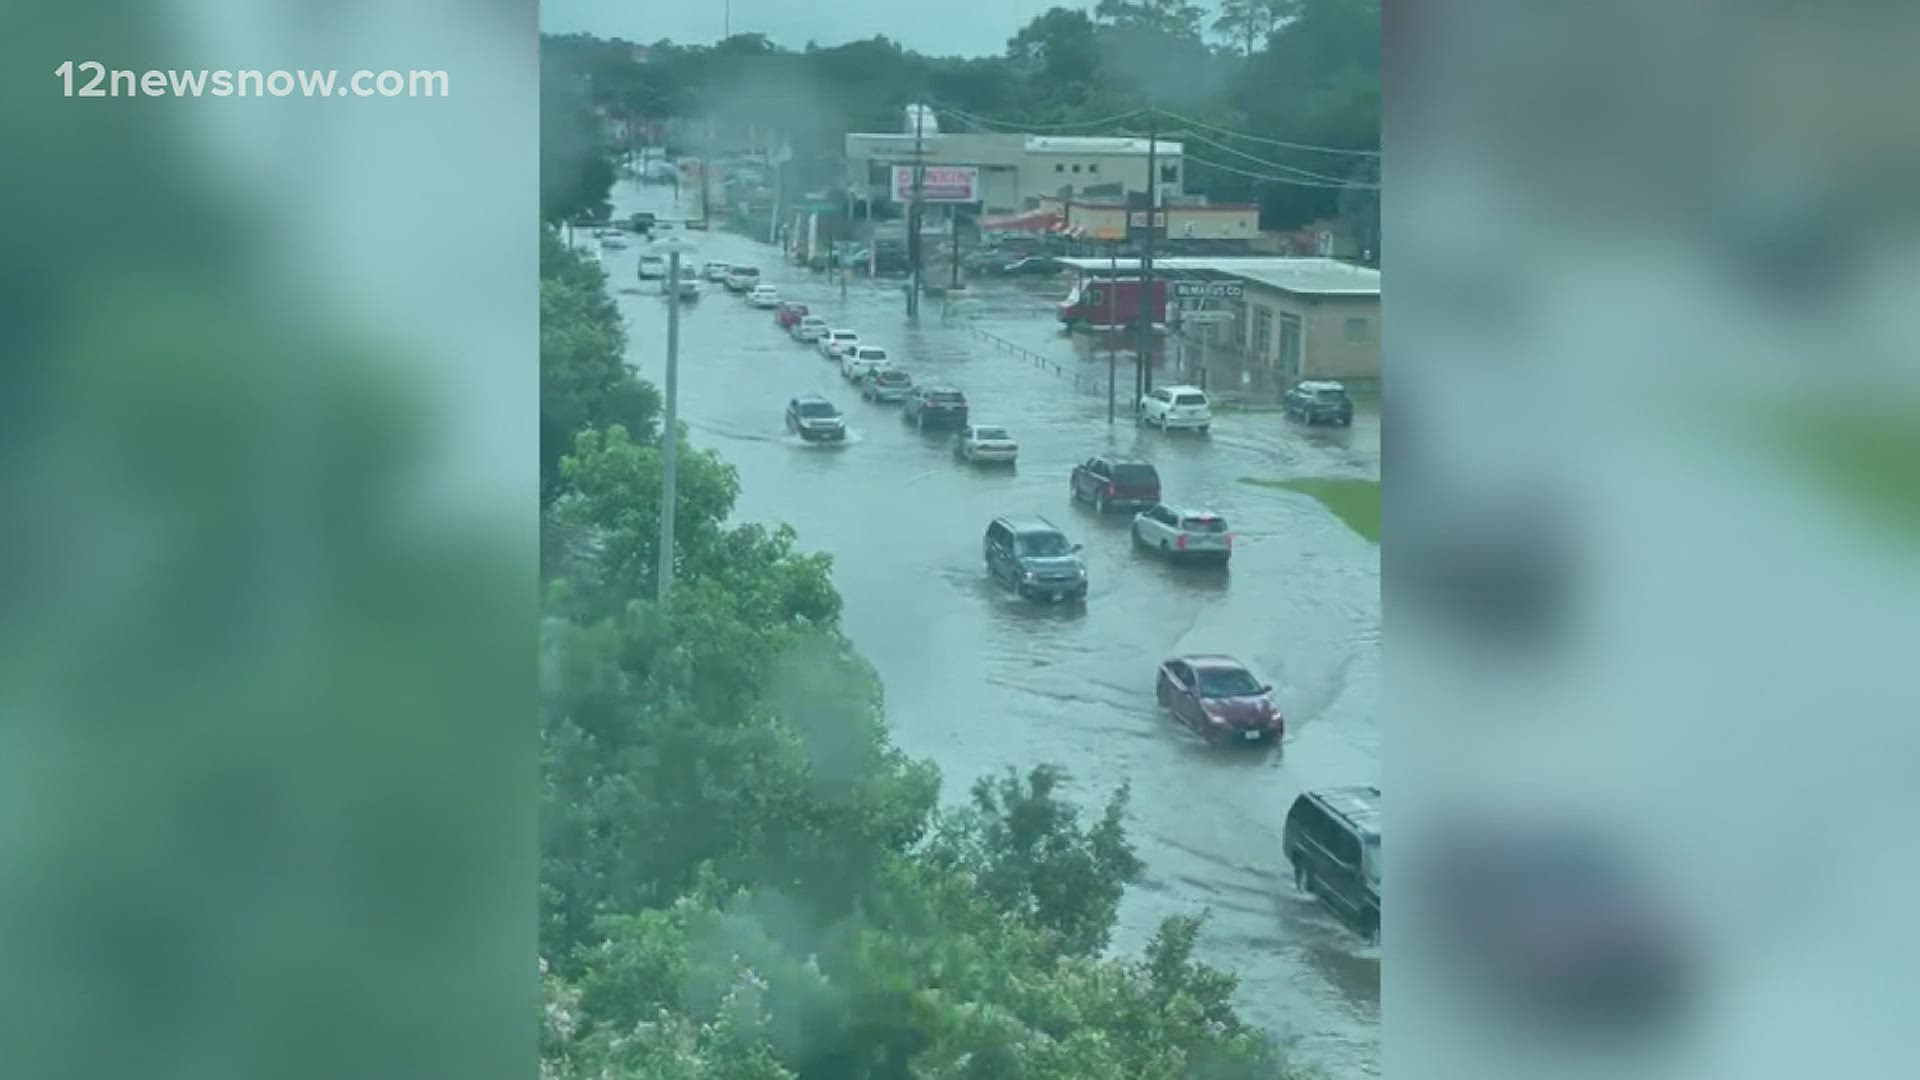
[984,514,1087,603]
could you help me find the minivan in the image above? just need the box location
[1283,786,1381,944]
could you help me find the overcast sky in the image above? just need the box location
[538,0,1081,59]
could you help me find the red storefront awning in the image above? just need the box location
[980,209,1062,234]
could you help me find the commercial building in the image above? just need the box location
[843,132,1185,217]
[1054,256,1381,395]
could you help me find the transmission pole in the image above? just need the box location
[1136,109,1158,410]
[700,120,712,228]
[657,245,686,607]
[907,104,925,319]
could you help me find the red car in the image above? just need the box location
[775,301,810,329]
[1154,655,1283,745]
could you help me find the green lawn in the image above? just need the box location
[1240,476,1380,542]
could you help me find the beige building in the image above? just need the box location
[844,132,1184,217]
[1053,256,1381,393]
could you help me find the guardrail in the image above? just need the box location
[964,324,1103,394]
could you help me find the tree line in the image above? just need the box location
[541,0,1378,245]
[536,168,1325,1079]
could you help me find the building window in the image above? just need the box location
[1087,163,1099,174]
[1070,163,1081,173]
[1160,163,1179,184]
[1344,317,1371,342]
[1055,163,1065,173]
[1252,305,1273,359]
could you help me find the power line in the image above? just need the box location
[935,102,1152,133]
[1162,127,1363,186]
[1159,108,1379,159]
[1183,150,1380,191]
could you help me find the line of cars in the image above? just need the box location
[742,270,1392,949]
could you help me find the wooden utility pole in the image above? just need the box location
[700,120,713,228]
[1107,242,1119,424]
[907,105,926,319]
[1135,109,1158,410]
[949,211,961,290]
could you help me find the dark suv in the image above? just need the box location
[903,386,969,431]
[1070,456,1161,513]
[1283,380,1355,426]
[785,395,846,442]
[1284,786,1381,944]
[984,515,1087,603]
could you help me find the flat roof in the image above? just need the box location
[1055,256,1380,297]
[1023,135,1185,156]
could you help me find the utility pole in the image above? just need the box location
[1135,109,1159,411]
[907,103,926,319]
[700,120,712,229]
[767,135,781,245]
[949,211,961,290]
[657,244,687,607]
[1107,241,1119,425]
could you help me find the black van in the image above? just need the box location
[1283,786,1381,943]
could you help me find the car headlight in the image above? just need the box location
[1021,571,1037,582]
[1075,566,1087,578]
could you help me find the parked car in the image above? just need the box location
[637,253,667,280]
[702,260,733,282]
[659,266,700,300]
[1070,456,1161,513]
[1000,256,1063,276]
[841,346,891,383]
[748,284,781,308]
[784,395,846,443]
[1140,385,1213,432]
[601,234,629,251]
[792,315,830,343]
[1132,504,1231,564]
[1284,787,1381,944]
[817,329,860,359]
[902,386,969,431]
[775,301,810,329]
[1155,655,1284,746]
[724,266,761,292]
[629,211,656,234]
[953,425,1019,466]
[684,218,708,231]
[1283,380,1355,426]
[983,514,1087,603]
[860,367,914,403]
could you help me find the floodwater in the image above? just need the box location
[603,180,1383,1076]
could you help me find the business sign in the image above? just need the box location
[892,165,978,203]
[1128,211,1168,228]
[1178,310,1236,324]
[1173,281,1244,300]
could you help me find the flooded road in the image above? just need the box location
[604,182,1382,1076]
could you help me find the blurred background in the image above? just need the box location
[1387,2,1920,1078]
[3,5,534,1080]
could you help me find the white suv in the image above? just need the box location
[841,346,890,382]
[818,329,860,359]
[1140,385,1212,433]
[1132,504,1232,563]
[792,315,829,343]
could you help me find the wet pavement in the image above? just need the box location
[603,182,1382,1076]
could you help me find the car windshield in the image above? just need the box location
[1015,532,1072,557]
[833,332,857,340]
[930,391,965,404]
[735,268,759,277]
[1112,464,1158,485]
[974,427,1010,441]
[857,349,885,360]
[1313,389,1349,402]
[1180,516,1228,534]
[878,371,910,385]
[1174,393,1208,406]
[797,401,837,418]
[1195,667,1262,697]
[1363,836,1381,885]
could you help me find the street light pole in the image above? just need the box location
[656,238,693,606]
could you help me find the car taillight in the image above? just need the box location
[1105,483,1116,495]
[1224,533,1234,548]
[1175,535,1187,551]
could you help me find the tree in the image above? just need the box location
[539,230,659,506]
[1213,0,1299,56]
